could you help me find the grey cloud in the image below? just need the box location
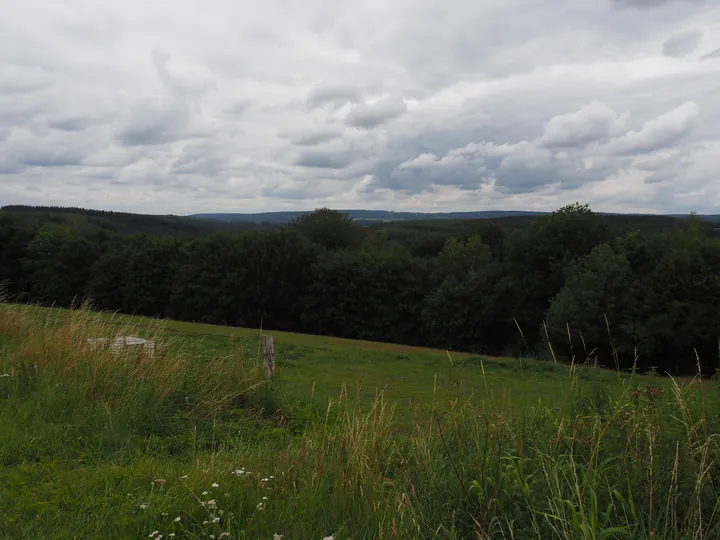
[663,29,702,57]
[117,105,188,146]
[612,0,707,8]
[294,149,358,169]
[279,126,344,146]
[540,102,626,148]
[306,83,361,109]
[19,147,86,167]
[225,100,253,117]
[607,101,698,155]
[48,116,95,132]
[702,47,720,59]
[345,97,407,129]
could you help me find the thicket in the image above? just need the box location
[2,204,719,375]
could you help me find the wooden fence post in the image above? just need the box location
[593,355,599,369]
[262,335,275,378]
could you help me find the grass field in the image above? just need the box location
[1,303,719,539]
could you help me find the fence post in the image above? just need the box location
[262,335,275,378]
[593,355,599,369]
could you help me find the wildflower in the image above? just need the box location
[212,482,219,488]
[261,477,269,482]
[206,499,217,509]
[210,536,216,540]
[161,512,168,516]
[139,503,149,510]
[149,532,159,538]
[153,478,166,485]
[323,537,334,540]
[212,517,220,523]
[181,475,189,480]
[262,496,268,501]
[0,373,10,377]
[168,535,175,539]
[202,491,209,496]
[218,510,224,516]
[269,476,275,479]
[219,534,230,539]
[174,517,181,522]
[203,521,209,525]
[274,535,283,540]
[256,502,265,510]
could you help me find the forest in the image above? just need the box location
[1,204,719,376]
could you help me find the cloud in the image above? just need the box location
[278,126,344,146]
[702,47,720,59]
[345,97,407,129]
[540,102,626,148]
[612,0,707,8]
[607,101,699,154]
[307,83,362,109]
[1,0,720,214]
[294,149,358,169]
[663,29,702,57]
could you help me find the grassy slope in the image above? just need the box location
[1,305,719,539]
[30,305,639,427]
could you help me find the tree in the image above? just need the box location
[502,203,611,349]
[545,244,633,366]
[289,208,364,251]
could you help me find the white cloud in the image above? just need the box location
[1,0,720,214]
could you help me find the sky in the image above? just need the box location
[1,0,719,215]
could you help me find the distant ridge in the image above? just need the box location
[190,209,720,223]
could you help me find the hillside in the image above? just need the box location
[192,209,720,224]
[5,205,720,239]
[1,303,719,538]
[0,205,279,237]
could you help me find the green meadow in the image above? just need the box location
[1,303,719,539]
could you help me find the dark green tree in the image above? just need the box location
[289,208,364,251]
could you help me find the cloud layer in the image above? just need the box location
[1,0,720,214]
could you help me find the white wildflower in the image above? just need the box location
[209,536,216,540]
[202,491,209,496]
[262,496,268,501]
[269,475,275,479]
[212,517,220,523]
[274,535,283,540]
[174,516,181,522]
[161,512,168,516]
[203,521,209,525]
[212,482,219,488]
[206,499,217,509]
[181,475,189,480]
[323,537,334,540]
[149,532,159,538]
[219,534,230,539]
[139,503,149,510]
[168,535,176,539]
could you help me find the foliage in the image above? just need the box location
[2,205,720,374]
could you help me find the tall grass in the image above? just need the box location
[1,303,719,539]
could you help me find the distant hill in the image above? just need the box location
[0,205,280,237]
[191,209,720,224]
[4,205,719,240]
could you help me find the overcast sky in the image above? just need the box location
[1,0,719,215]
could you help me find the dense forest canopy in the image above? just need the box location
[1,203,719,375]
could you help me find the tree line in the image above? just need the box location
[1,204,719,375]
